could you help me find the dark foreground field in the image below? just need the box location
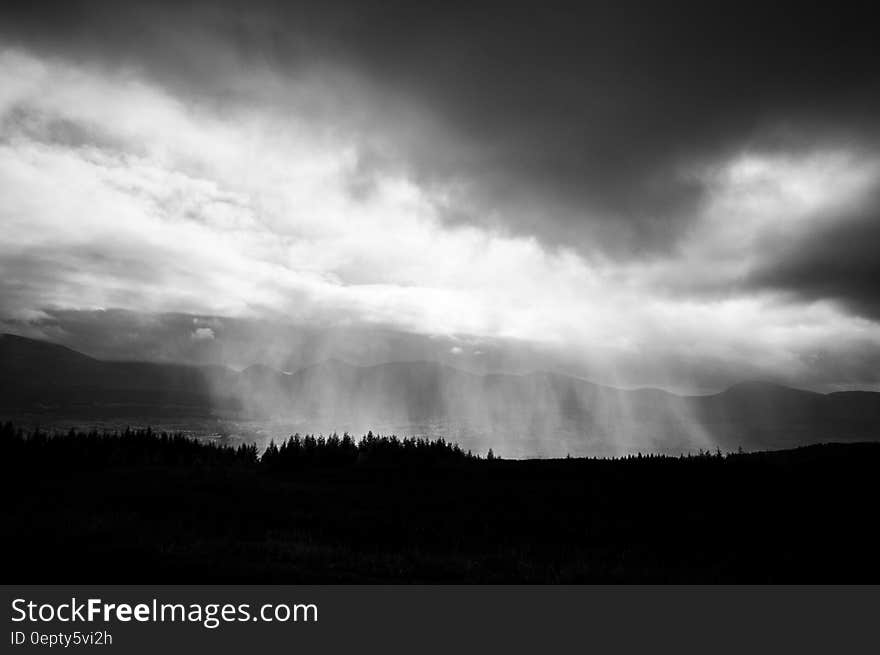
[2,423,879,583]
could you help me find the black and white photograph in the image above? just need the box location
[2,0,880,598]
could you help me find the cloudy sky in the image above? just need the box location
[1,0,879,392]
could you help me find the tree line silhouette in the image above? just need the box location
[4,419,880,582]
[262,432,480,470]
[0,422,482,471]
[0,421,755,473]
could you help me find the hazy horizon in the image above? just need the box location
[6,329,880,459]
[4,329,874,398]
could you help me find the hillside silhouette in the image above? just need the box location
[3,333,880,456]
[2,422,879,583]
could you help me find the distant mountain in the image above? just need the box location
[2,333,880,456]
[0,333,238,417]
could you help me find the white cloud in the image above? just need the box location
[191,327,215,341]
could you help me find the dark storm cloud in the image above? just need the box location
[749,194,880,321]
[3,0,879,255]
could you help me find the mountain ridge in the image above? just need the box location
[3,333,880,457]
